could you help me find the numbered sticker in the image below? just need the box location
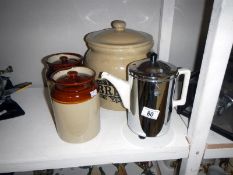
[141,107,160,120]
[90,89,97,97]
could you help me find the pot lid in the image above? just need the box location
[45,53,83,80]
[51,67,97,103]
[46,53,83,66]
[55,71,94,86]
[85,20,153,48]
[52,67,95,86]
[51,56,79,65]
[128,52,178,82]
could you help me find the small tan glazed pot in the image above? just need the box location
[84,20,154,111]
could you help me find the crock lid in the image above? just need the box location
[45,53,83,80]
[46,53,83,66]
[128,52,178,82]
[52,67,95,86]
[51,67,97,103]
[85,20,153,48]
[51,56,79,65]
[56,71,92,85]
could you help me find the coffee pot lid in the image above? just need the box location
[85,20,153,49]
[128,52,178,82]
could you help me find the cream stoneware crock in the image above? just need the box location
[84,20,154,111]
[51,67,100,143]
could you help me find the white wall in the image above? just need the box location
[0,0,205,87]
[170,0,206,69]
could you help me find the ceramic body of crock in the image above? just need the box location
[51,67,100,143]
[84,20,153,111]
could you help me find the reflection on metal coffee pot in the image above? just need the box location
[101,52,191,138]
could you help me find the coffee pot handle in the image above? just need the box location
[173,68,191,107]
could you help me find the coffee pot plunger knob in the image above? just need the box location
[149,52,158,65]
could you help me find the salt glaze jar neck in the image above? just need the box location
[51,67,97,104]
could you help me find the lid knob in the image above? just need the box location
[112,20,126,32]
[67,71,78,79]
[150,52,158,65]
[60,56,68,63]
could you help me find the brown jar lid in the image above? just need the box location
[55,71,92,85]
[85,20,153,49]
[51,56,79,66]
[45,53,83,78]
[51,67,97,104]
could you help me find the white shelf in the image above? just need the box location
[204,130,233,159]
[181,116,233,159]
[0,88,189,173]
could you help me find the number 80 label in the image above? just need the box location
[141,107,160,120]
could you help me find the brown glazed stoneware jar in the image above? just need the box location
[45,52,83,89]
[84,20,153,111]
[51,67,100,143]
